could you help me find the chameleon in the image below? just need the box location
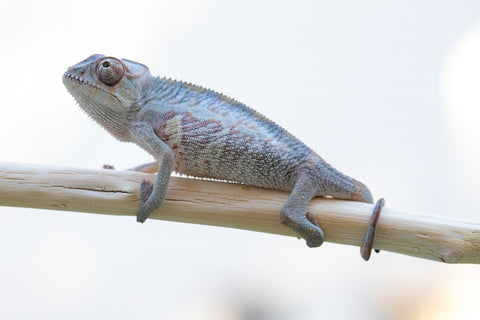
[63,54,376,250]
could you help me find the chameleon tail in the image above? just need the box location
[314,161,373,203]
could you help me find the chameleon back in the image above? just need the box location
[145,78,314,191]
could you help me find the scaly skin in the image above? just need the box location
[63,54,373,247]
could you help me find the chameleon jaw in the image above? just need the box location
[63,71,106,93]
[62,71,122,106]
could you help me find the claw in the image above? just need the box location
[360,198,385,261]
[136,208,149,223]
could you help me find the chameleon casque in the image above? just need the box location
[63,54,377,251]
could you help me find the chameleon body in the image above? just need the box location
[63,54,373,247]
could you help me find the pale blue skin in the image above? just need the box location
[63,54,373,247]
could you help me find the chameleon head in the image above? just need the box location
[63,54,151,139]
[63,54,150,112]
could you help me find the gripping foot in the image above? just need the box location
[360,198,385,261]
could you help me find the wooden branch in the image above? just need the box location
[0,161,479,264]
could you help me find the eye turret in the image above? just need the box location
[96,57,125,85]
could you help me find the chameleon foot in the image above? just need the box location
[360,198,385,261]
[279,176,324,247]
[279,209,324,247]
[102,164,115,170]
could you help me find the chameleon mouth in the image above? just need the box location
[62,71,122,106]
[63,71,100,89]
[62,71,118,100]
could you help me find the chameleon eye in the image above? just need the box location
[96,57,125,86]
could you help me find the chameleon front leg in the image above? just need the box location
[133,127,174,223]
[279,174,325,247]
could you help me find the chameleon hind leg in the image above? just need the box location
[127,161,159,174]
[279,174,325,247]
[102,162,159,173]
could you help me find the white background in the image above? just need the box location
[1,0,480,319]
